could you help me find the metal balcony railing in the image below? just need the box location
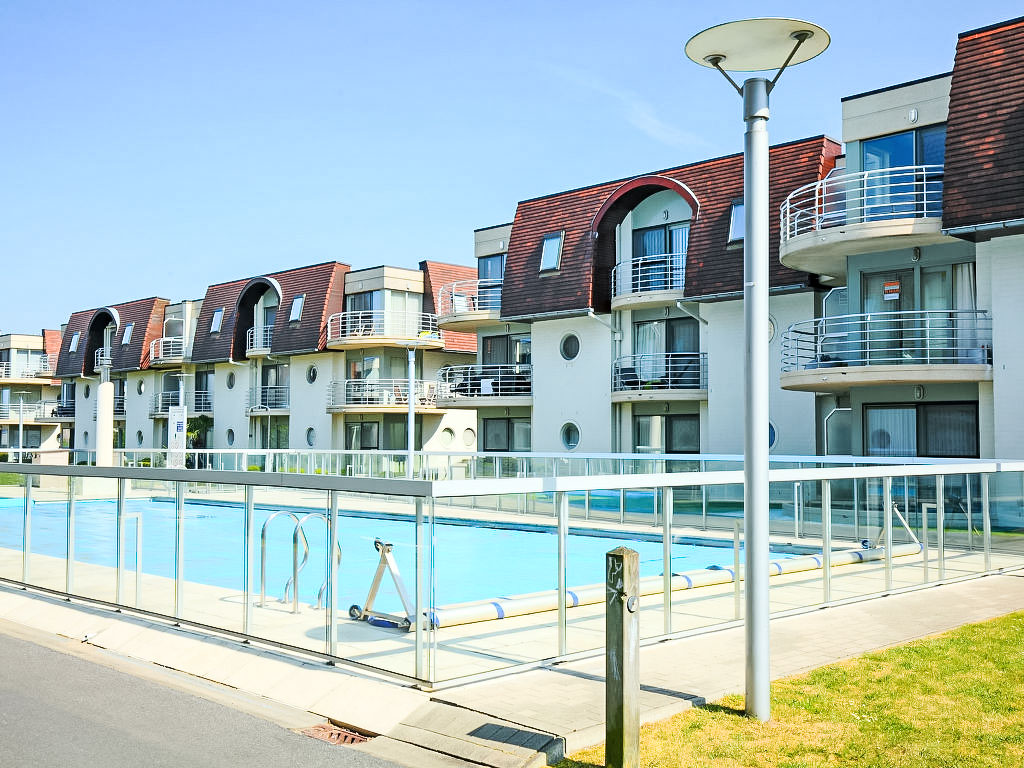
[781,310,993,372]
[149,390,214,415]
[327,379,436,408]
[0,402,44,420]
[326,311,440,343]
[95,347,112,369]
[781,164,944,241]
[150,336,185,363]
[246,326,274,353]
[611,253,687,298]
[193,390,213,413]
[0,359,55,379]
[150,391,182,416]
[248,386,289,411]
[38,399,75,419]
[113,395,126,417]
[612,352,707,391]
[436,279,503,316]
[436,364,532,399]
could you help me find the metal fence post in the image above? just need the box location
[982,473,992,572]
[936,475,945,581]
[22,476,34,583]
[174,480,185,618]
[733,520,742,620]
[822,479,831,604]
[243,485,254,635]
[853,478,860,541]
[662,486,673,635]
[326,490,339,657]
[883,476,893,593]
[966,475,974,551]
[115,478,125,604]
[793,482,800,539]
[557,490,569,657]
[414,497,427,682]
[66,476,75,594]
[605,546,639,768]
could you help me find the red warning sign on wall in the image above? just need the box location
[883,281,901,301]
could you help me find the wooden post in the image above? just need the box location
[606,546,639,768]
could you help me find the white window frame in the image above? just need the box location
[289,294,305,322]
[539,232,564,272]
[121,323,134,346]
[69,332,80,353]
[728,201,745,242]
[210,308,224,334]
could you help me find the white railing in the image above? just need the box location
[150,391,182,416]
[781,164,944,241]
[612,352,707,391]
[248,386,289,411]
[436,279,503,316]
[781,310,993,372]
[94,347,112,369]
[37,399,75,419]
[246,326,273,353]
[0,402,44,420]
[436,364,532,399]
[326,311,440,342]
[0,357,56,379]
[113,395,126,416]
[149,336,185,363]
[327,379,436,408]
[149,390,214,416]
[193,390,213,413]
[611,253,686,298]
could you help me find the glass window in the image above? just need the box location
[69,332,80,353]
[863,131,915,171]
[919,403,978,458]
[346,421,379,450]
[346,290,383,313]
[511,420,531,451]
[666,415,700,453]
[917,124,946,167]
[560,334,580,360]
[121,323,134,346]
[289,294,305,322]
[633,416,655,453]
[210,308,224,334]
[728,202,744,242]
[305,427,316,447]
[560,422,580,450]
[482,418,509,451]
[539,232,564,272]
[478,254,505,280]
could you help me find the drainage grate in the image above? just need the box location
[300,722,371,746]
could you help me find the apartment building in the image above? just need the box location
[0,330,62,459]
[437,138,842,455]
[777,15,1024,460]
[52,261,478,458]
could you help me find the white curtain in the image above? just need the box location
[634,322,665,381]
[954,262,980,363]
[865,407,916,457]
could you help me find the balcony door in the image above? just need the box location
[631,224,688,293]
[477,253,504,310]
[633,318,698,386]
[862,270,914,364]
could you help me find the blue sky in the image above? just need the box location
[1,1,1019,332]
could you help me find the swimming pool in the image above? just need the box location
[0,497,795,616]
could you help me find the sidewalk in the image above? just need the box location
[2,572,1023,767]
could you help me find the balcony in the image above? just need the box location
[780,310,993,392]
[325,311,443,350]
[436,279,503,331]
[149,336,185,367]
[248,386,289,413]
[780,165,952,282]
[0,357,56,381]
[149,390,213,417]
[95,347,112,369]
[113,395,126,418]
[246,327,273,357]
[611,353,707,403]
[0,402,44,421]
[435,364,532,407]
[611,253,686,310]
[326,379,440,413]
[37,399,75,421]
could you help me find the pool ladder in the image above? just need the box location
[259,510,342,614]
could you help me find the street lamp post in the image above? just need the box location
[15,390,32,464]
[685,18,829,722]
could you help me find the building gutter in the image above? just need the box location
[942,218,1024,238]
[500,308,594,323]
[683,283,808,303]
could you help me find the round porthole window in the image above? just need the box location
[305,427,316,447]
[226,428,235,447]
[135,430,144,447]
[561,422,580,450]
[560,333,580,361]
[83,430,89,446]
[462,428,476,447]
[768,315,777,343]
[768,422,778,450]
[83,384,91,399]
[440,427,455,447]
[306,364,318,384]
[137,379,145,395]
[226,371,235,390]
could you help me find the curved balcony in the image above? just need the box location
[149,336,185,367]
[780,310,993,392]
[325,311,443,350]
[326,379,441,413]
[436,279,502,331]
[435,364,532,407]
[246,327,273,357]
[610,253,686,310]
[780,165,951,282]
[611,353,707,402]
[94,346,112,370]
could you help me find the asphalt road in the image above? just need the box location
[0,629,400,768]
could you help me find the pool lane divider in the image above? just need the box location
[428,543,923,629]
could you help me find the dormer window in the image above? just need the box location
[69,332,80,353]
[288,294,305,322]
[210,308,224,334]
[121,323,134,346]
[539,232,564,272]
[728,201,745,243]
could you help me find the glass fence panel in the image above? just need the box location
[986,470,1024,569]
[0,475,28,584]
[23,474,68,592]
[122,477,176,617]
[67,475,118,604]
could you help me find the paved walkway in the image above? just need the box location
[2,572,1023,767]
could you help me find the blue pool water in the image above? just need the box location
[0,497,791,614]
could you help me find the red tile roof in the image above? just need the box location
[501,136,841,318]
[943,17,1024,232]
[55,297,169,377]
[42,329,62,359]
[419,260,478,354]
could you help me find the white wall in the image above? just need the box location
[288,353,333,449]
[531,315,613,451]
[211,361,250,449]
[702,291,817,455]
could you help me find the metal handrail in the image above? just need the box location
[248,385,289,410]
[37,399,75,418]
[113,395,126,416]
[612,352,707,391]
[328,379,436,407]
[436,279,503,316]
[246,326,273,352]
[780,164,944,241]
[436,364,532,399]
[611,252,686,298]
[150,336,185,362]
[0,402,45,420]
[259,511,310,609]
[95,347,112,368]
[325,310,440,342]
[781,309,993,372]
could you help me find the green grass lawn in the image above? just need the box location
[0,472,24,486]
[560,610,1024,767]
